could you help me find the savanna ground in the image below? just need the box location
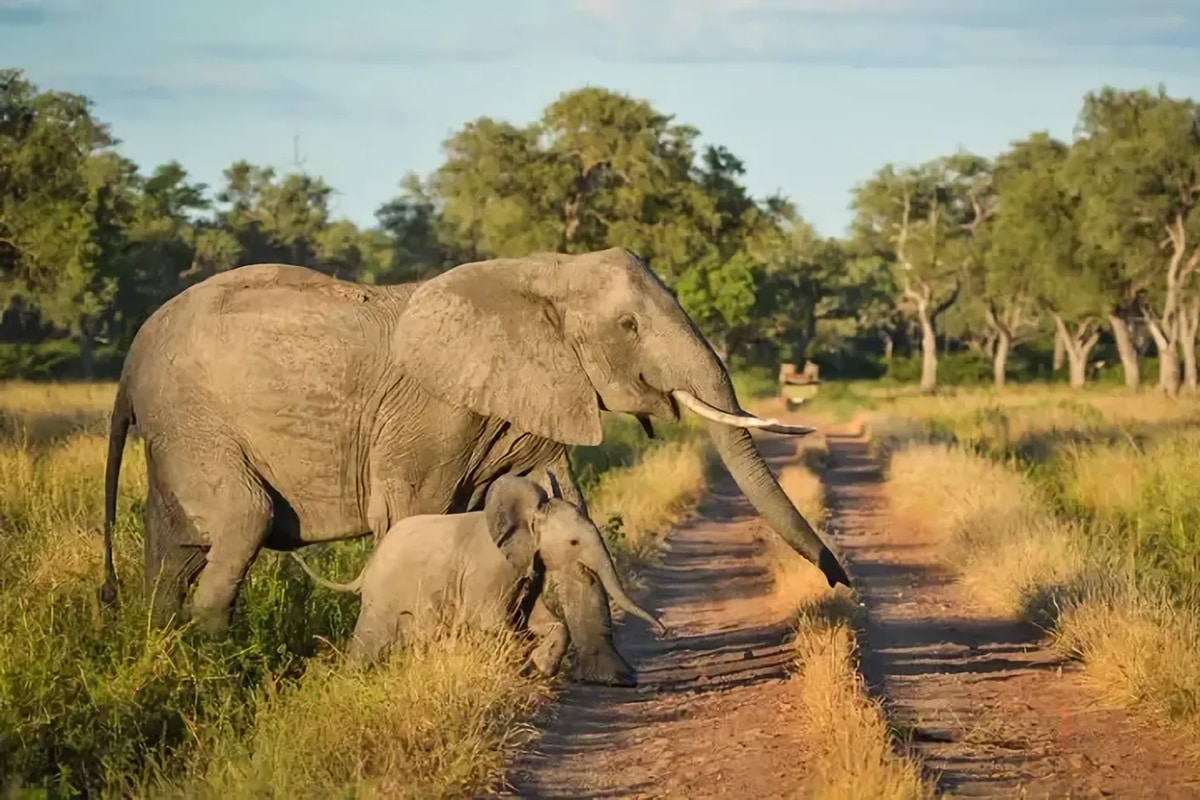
[6,377,1200,798]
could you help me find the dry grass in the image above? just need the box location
[790,606,935,800]
[156,624,551,800]
[586,433,712,582]
[883,443,1087,618]
[878,397,1200,738]
[0,381,712,797]
[1054,589,1200,727]
[765,434,934,800]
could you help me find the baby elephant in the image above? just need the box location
[290,473,667,682]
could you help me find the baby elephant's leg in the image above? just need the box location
[526,596,569,677]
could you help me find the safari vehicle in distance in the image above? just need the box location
[778,360,821,410]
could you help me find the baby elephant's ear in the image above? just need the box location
[484,475,548,568]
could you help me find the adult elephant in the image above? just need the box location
[99,247,849,686]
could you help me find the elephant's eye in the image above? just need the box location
[569,538,580,546]
[618,314,638,335]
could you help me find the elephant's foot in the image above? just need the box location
[571,645,637,687]
[188,605,233,637]
[549,565,639,687]
[528,633,567,678]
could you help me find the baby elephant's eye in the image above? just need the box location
[569,538,580,546]
[618,314,638,335]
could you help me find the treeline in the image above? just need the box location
[2,67,1198,393]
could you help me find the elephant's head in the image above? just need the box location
[393,247,850,589]
[483,473,668,635]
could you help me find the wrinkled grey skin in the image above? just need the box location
[289,474,667,670]
[98,246,849,687]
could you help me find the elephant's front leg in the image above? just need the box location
[537,453,638,687]
[552,568,637,686]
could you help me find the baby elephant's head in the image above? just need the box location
[483,474,668,637]
[533,498,668,636]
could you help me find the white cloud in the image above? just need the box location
[568,0,1200,67]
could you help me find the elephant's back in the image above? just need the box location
[126,264,406,383]
[120,265,410,540]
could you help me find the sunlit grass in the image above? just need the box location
[765,434,934,800]
[154,623,552,800]
[0,380,714,796]
[878,388,1200,738]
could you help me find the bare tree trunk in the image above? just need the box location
[981,331,997,358]
[1052,314,1100,390]
[993,329,1011,389]
[1142,214,1200,398]
[984,302,1023,391]
[1180,298,1200,393]
[1183,337,1198,394]
[881,331,894,362]
[917,303,938,394]
[1146,320,1180,397]
[1107,314,1141,392]
[1052,328,1066,372]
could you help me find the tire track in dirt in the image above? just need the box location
[823,426,1200,799]
[507,434,816,799]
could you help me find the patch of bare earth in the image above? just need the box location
[824,426,1200,799]
[507,435,817,799]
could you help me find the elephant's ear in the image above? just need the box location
[390,261,603,446]
[484,475,547,572]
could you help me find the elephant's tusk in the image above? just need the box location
[671,390,817,436]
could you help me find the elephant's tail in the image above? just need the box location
[100,379,133,607]
[288,552,365,594]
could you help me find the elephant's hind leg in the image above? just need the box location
[188,488,272,636]
[144,464,207,627]
[527,596,569,678]
[151,442,273,636]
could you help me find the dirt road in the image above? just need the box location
[507,433,816,798]
[509,423,1200,799]
[825,427,1200,799]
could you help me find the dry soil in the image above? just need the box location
[507,422,1200,799]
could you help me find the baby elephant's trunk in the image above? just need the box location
[588,555,668,636]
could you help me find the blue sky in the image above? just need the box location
[3,0,1199,238]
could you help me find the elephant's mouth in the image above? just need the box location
[593,377,682,437]
[598,380,813,439]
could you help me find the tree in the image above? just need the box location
[849,154,988,393]
[0,70,124,376]
[3,66,1198,391]
[430,87,718,277]
[983,134,1071,388]
[116,161,210,335]
[426,88,820,363]
[1069,86,1200,396]
[675,152,797,361]
[374,173,464,283]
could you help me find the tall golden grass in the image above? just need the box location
[876,385,1200,740]
[0,381,713,797]
[768,432,934,800]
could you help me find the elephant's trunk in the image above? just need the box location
[584,557,668,636]
[677,361,850,589]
